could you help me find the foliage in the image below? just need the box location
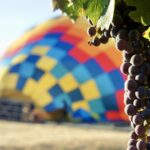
[52,0,114,29]
[125,0,150,26]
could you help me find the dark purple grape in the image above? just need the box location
[136,140,146,150]
[100,35,108,44]
[141,109,150,119]
[132,114,144,125]
[135,74,148,85]
[124,96,133,105]
[128,30,140,41]
[130,131,138,140]
[128,139,137,146]
[140,63,150,75]
[130,54,144,67]
[135,125,146,136]
[128,65,140,76]
[117,29,128,39]
[125,79,138,91]
[112,14,123,27]
[87,26,96,37]
[133,99,144,109]
[120,62,131,75]
[132,40,144,53]
[124,104,136,116]
[115,39,127,51]
[135,87,147,99]
[92,37,101,46]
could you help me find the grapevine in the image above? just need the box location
[52,0,150,149]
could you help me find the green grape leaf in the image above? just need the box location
[125,0,150,26]
[144,27,150,41]
[52,0,111,26]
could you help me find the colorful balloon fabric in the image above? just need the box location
[0,16,128,123]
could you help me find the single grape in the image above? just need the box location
[141,109,150,119]
[115,39,127,51]
[124,104,136,116]
[100,35,108,44]
[132,40,144,53]
[128,65,140,76]
[92,37,101,46]
[120,62,131,75]
[132,114,144,125]
[117,29,128,39]
[124,96,133,105]
[128,139,137,146]
[87,26,96,37]
[135,125,146,136]
[136,140,146,150]
[135,74,148,85]
[133,99,144,109]
[130,131,138,140]
[140,63,150,75]
[128,30,140,41]
[130,54,144,67]
[135,87,147,99]
[125,79,138,91]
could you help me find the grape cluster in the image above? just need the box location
[87,1,150,150]
[87,19,110,46]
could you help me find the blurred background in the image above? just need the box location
[0,0,130,150]
[0,0,61,56]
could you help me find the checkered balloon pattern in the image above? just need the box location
[0,17,128,123]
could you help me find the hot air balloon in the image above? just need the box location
[0,16,127,123]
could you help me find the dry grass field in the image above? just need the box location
[0,121,130,150]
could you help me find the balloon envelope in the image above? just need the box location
[0,17,127,123]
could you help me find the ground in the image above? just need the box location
[0,121,130,150]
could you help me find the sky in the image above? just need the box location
[0,0,61,56]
